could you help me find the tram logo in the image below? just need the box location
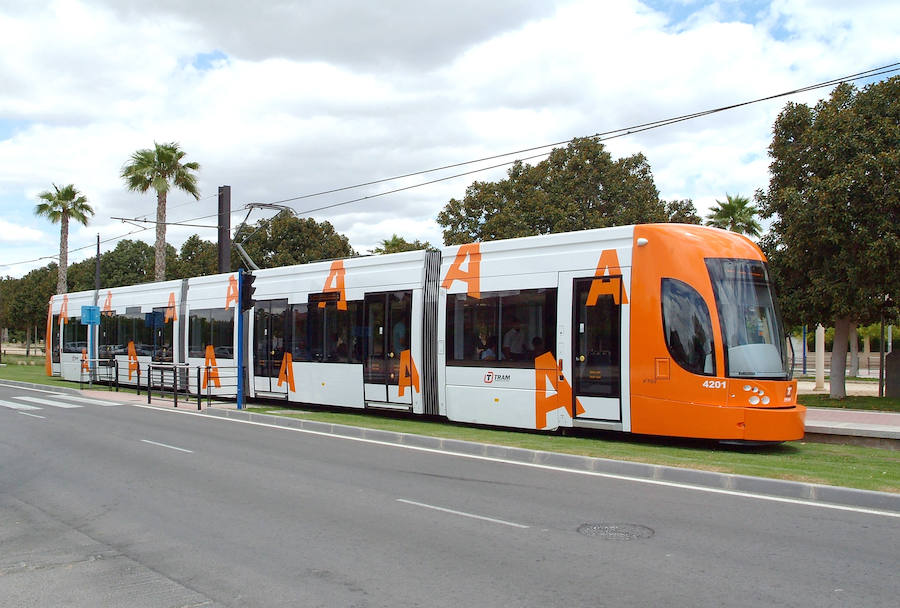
[483,372,509,383]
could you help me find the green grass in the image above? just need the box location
[247,405,900,494]
[0,355,73,389]
[798,394,900,412]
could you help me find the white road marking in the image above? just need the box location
[48,394,119,406]
[122,403,900,520]
[18,412,46,419]
[0,399,42,411]
[141,439,193,453]
[0,383,70,395]
[397,498,530,529]
[16,396,82,409]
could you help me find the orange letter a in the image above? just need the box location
[441,243,481,298]
[225,275,238,310]
[320,261,347,310]
[587,249,629,305]
[277,352,295,392]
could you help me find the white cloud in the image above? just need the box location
[0,0,897,275]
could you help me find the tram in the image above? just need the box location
[46,223,805,441]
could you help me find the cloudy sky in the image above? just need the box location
[0,0,897,277]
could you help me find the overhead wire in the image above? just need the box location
[3,61,898,271]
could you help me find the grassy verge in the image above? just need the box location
[247,405,900,494]
[798,394,900,412]
[0,355,74,389]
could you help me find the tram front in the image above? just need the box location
[629,224,805,441]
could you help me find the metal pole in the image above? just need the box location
[218,186,232,274]
[237,268,245,410]
[95,234,100,291]
[173,367,178,408]
[879,314,886,398]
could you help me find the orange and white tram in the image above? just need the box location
[47,224,804,441]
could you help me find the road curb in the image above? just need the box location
[204,408,900,515]
[0,379,82,396]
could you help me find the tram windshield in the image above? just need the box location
[705,258,791,380]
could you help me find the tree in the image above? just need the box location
[172,234,219,278]
[758,76,900,398]
[663,199,702,224]
[121,142,200,282]
[235,211,354,268]
[436,137,675,245]
[7,264,55,355]
[372,234,433,254]
[705,193,762,238]
[34,183,94,294]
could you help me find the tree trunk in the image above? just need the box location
[25,325,31,358]
[58,213,69,294]
[815,324,825,390]
[154,189,167,282]
[830,317,850,399]
[848,323,859,377]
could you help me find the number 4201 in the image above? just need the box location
[702,380,726,389]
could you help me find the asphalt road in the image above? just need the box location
[1,384,897,607]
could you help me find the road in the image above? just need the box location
[0,384,897,607]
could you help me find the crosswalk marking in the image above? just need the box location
[0,400,42,411]
[49,395,119,407]
[15,396,82,409]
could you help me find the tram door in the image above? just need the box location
[363,291,412,405]
[572,278,622,421]
[254,299,288,393]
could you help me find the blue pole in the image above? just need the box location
[236,268,244,410]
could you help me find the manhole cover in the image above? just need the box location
[577,523,654,540]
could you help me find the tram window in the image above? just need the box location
[661,279,715,376]
[189,308,235,359]
[189,311,209,358]
[446,288,557,367]
[62,317,87,353]
[52,315,61,362]
[705,259,791,379]
[118,310,148,356]
[302,301,363,364]
[290,304,312,361]
[150,307,174,362]
[210,308,234,358]
[99,313,119,359]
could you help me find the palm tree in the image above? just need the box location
[121,142,200,281]
[34,184,94,294]
[704,193,762,238]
